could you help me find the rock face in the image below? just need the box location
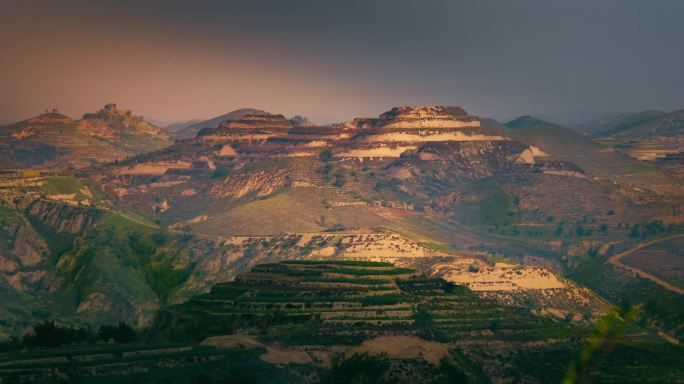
[27,200,100,234]
[209,169,289,198]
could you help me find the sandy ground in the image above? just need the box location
[202,334,451,366]
[434,259,566,291]
[351,335,450,365]
[202,335,313,365]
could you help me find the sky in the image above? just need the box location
[1,0,683,125]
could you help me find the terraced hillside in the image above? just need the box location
[163,260,573,342]
[124,261,684,383]
[0,104,169,169]
[2,260,682,383]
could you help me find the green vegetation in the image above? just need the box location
[0,200,17,219]
[321,353,390,384]
[3,260,684,383]
[282,260,392,267]
[571,258,684,341]
[8,320,138,350]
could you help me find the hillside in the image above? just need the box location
[73,106,684,341]
[592,109,684,161]
[2,260,682,383]
[505,116,681,194]
[0,104,169,169]
[592,110,668,137]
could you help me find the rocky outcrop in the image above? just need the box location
[27,199,100,234]
[209,170,289,198]
[0,219,49,276]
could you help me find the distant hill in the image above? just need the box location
[592,110,669,138]
[590,109,684,161]
[162,119,204,133]
[505,116,679,192]
[0,104,169,168]
[532,110,625,134]
[171,108,267,139]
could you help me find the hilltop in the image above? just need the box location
[0,104,169,169]
[169,108,268,139]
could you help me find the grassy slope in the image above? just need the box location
[194,188,389,236]
[592,110,668,137]
[52,211,199,326]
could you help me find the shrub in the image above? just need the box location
[22,320,94,349]
[321,352,390,384]
[319,149,332,162]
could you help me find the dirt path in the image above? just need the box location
[117,211,160,230]
[608,234,684,295]
[116,211,226,241]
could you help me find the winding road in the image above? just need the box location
[608,234,684,295]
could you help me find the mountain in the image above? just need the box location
[161,119,204,133]
[592,110,668,137]
[532,109,625,134]
[170,108,268,140]
[0,104,169,169]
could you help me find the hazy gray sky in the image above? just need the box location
[1,0,683,124]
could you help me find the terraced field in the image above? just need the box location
[163,260,572,342]
[0,343,294,383]
[3,260,684,383]
[157,260,583,381]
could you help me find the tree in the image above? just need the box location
[98,322,138,343]
[23,320,93,349]
[321,353,390,384]
[319,149,332,162]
